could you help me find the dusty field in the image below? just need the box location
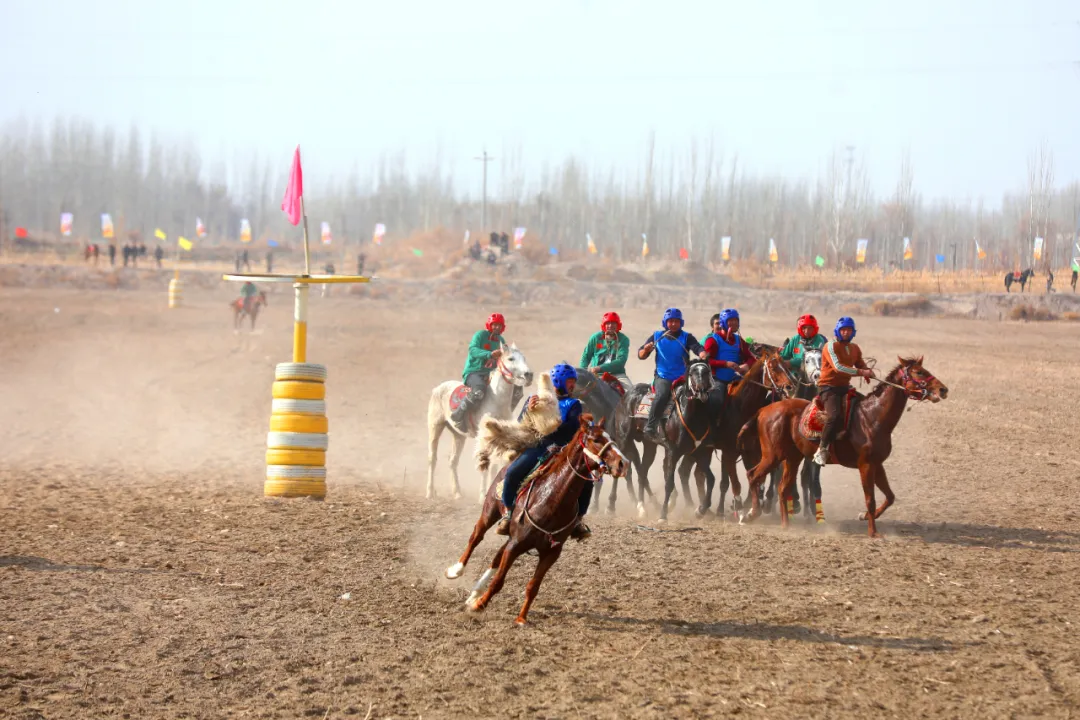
[2,282,1079,719]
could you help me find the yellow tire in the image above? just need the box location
[264,478,326,499]
[269,414,329,433]
[272,380,326,400]
[265,448,326,466]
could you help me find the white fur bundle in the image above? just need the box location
[475,372,561,472]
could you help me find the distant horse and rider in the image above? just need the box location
[231,282,268,331]
[1004,268,1035,293]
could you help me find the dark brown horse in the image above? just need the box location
[737,356,948,537]
[231,291,268,330]
[677,349,797,518]
[445,415,627,625]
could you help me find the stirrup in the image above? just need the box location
[813,446,829,466]
[495,513,511,536]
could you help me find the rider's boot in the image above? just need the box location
[495,512,511,536]
[643,421,665,445]
[449,402,473,435]
[569,517,592,541]
[813,443,829,466]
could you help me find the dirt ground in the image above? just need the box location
[2,283,1079,719]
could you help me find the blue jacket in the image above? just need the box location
[709,332,743,382]
[642,330,705,381]
[518,394,583,448]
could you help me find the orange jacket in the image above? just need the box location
[819,340,867,388]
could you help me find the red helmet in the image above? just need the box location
[485,312,506,332]
[601,311,622,332]
[797,314,819,335]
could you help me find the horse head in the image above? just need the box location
[499,342,534,387]
[760,349,798,398]
[896,356,948,403]
[802,348,823,385]
[686,360,712,402]
[579,415,628,478]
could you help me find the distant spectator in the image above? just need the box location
[357,253,366,276]
[500,232,510,255]
[154,244,164,268]
[241,249,251,272]
[266,251,274,273]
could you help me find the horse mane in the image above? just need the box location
[731,353,769,399]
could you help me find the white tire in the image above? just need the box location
[266,465,327,479]
[275,363,328,382]
[266,432,329,450]
[271,399,327,416]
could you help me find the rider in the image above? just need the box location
[451,312,507,433]
[814,317,874,466]
[779,314,828,376]
[703,309,755,415]
[638,308,709,444]
[580,311,631,391]
[496,363,591,539]
[238,280,259,309]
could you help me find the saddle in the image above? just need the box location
[798,388,860,442]
[495,451,558,512]
[633,378,686,420]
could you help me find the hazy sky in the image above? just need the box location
[2,0,1077,202]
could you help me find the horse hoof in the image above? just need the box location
[466,596,484,612]
[606,504,617,516]
[425,490,435,500]
[445,562,465,579]
[656,517,667,525]
[858,512,868,521]
[636,502,646,519]
[514,617,528,627]
[695,507,710,519]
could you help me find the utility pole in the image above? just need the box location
[474,148,494,231]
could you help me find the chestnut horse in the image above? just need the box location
[445,415,627,625]
[231,291,268,331]
[737,356,948,537]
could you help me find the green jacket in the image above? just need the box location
[462,330,504,381]
[779,333,828,372]
[579,331,630,375]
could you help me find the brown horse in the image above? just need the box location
[231,291,268,331]
[737,356,948,537]
[445,414,627,625]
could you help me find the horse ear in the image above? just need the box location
[916,355,924,366]
[597,416,606,430]
[897,355,907,366]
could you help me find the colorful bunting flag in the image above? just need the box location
[586,233,597,255]
[641,233,649,257]
[154,228,167,241]
[240,219,252,243]
[513,227,526,250]
[721,236,731,261]
[856,238,869,264]
[815,255,825,267]
[178,237,192,251]
[196,217,207,238]
[1033,237,1044,262]
[768,238,778,263]
[903,237,913,260]
[60,213,73,237]
[101,213,114,239]
[320,221,332,245]
[373,223,386,246]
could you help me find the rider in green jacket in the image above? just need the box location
[779,314,828,374]
[579,311,631,391]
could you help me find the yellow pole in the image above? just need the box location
[293,282,308,363]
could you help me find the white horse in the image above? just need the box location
[426,343,533,502]
[802,348,823,387]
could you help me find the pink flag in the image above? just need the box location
[281,146,303,226]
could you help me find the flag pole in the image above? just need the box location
[301,196,311,277]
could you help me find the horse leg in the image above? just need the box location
[639,441,659,508]
[612,439,640,515]
[590,478,602,514]
[466,541,508,605]
[857,462,883,538]
[718,461,729,517]
[868,464,896,520]
[515,544,564,626]
[446,430,467,501]
[687,456,708,517]
[807,458,824,523]
[426,416,446,500]
[701,460,716,516]
[777,457,800,530]
[738,446,780,525]
[468,539,527,613]
[446,499,500,579]
[722,450,744,518]
[678,453,695,512]
[658,449,678,522]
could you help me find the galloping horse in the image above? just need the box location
[427,344,533,501]
[1004,269,1035,293]
[610,361,714,521]
[445,415,627,625]
[738,356,948,536]
[231,291,268,331]
[679,349,797,518]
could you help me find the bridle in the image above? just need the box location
[894,364,937,401]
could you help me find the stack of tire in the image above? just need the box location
[266,362,328,498]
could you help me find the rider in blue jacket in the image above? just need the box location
[637,307,709,444]
[496,364,593,540]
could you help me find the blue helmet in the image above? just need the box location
[719,308,740,331]
[662,307,683,326]
[550,363,577,393]
[834,316,856,341]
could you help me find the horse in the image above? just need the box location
[737,356,948,537]
[571,368,629,513]
[231,291,268,331]
[445,415,627,625]
[677,349,797,519]
[426,344,533,502]
[607,361,713,521]
[1004,269,1035,293]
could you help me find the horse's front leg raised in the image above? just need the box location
[447,496,501,579]
[468,539,527,613]
[515,544,564,626]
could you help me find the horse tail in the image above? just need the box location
[736,413,759,460]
